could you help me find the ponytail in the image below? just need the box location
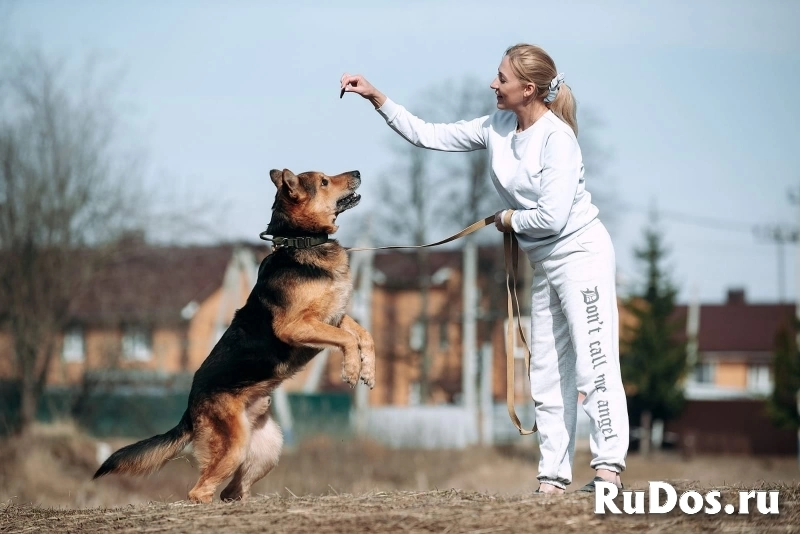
[505,43,579,136]
[547,83,578,137]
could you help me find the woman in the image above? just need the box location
[340,43,628,494]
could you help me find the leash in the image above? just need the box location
[502,231,537,435]
[347,215,537,435]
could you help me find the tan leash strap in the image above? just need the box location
[345,215,495,252]
[504,232,538,435]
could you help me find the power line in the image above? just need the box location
[619,203,761,234]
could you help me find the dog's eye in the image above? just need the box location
[321,179,328,186]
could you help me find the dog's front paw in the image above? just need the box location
[359,354,376,389]
[341,360,361,387]
[188,489,214,504]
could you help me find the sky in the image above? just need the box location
[4,0,800,304]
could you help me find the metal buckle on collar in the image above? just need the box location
[266,235,326,250]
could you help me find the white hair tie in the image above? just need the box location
[544,73,565,103]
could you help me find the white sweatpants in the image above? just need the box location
[528,220,629,489]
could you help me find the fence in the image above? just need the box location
[1,379,596,449]
[0,380,351,441]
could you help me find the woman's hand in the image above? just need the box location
[494,210,514,233]
[340,73,387,108]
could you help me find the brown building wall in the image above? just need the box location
[666,400,796,455]
[43,328,186,386]
[0,258,260,387]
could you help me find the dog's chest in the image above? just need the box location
[322,267,352,326]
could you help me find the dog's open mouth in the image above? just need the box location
[335,192,361,214]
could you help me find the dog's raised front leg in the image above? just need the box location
[274,318,362,386]
[339,315,376,389]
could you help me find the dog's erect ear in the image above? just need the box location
[269,169,283,188]
[270,169,303,201]
[281,169,302,200]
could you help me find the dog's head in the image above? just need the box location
[268,169,361,235]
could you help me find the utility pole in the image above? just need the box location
[351,216,374,436]
[790,186,800,467]
[462,234,478,419]
[754,225,798,303]
[790,187,800,324]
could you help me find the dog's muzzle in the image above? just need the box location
[335,171,361,214]
[335,192,361,214]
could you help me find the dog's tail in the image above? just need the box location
[93,410,193,479]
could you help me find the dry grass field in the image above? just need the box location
[1,423,798,533]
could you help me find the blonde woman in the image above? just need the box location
[340,43,628,494]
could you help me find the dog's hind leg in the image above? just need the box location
[221,410,283,501]
[188,400,250,504]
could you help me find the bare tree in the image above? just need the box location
[375,140,439,404]
[0,46,152,435]
[371,78,496,405]
[419,76,502,232]
[417,77,501,409]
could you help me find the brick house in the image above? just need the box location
[0,241,270,387]
[679,288,790,399]
[666,289,796,454]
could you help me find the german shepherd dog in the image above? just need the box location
[94,169,375,503]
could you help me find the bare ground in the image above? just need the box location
[1,423,799,533]
[3,485,799,534]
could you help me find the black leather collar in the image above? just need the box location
[259,231,329,250]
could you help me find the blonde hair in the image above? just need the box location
[504,44,578,136]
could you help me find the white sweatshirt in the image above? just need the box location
[376,98,600,262]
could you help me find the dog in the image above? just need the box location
[93,168,376,503]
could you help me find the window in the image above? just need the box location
[746,365,772,394]
[694,362,715,384]
[62,327,85,363]
[122,326,152,361]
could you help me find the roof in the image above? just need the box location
[68,241,270,326]
[674,298,795,353]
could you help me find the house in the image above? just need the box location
[0,240,270,388]
[679,288,790,399]
[665,289,796,454]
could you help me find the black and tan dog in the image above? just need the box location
[94,169,375,503]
